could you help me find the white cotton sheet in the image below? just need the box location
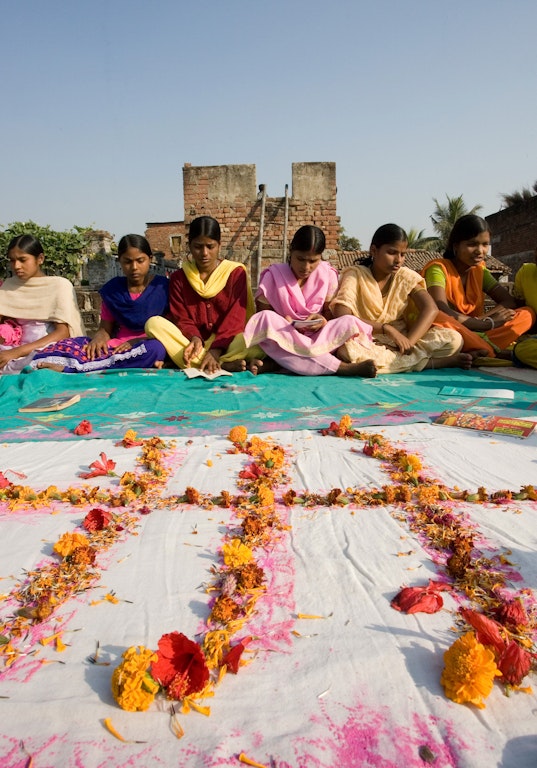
[0,425,536,767]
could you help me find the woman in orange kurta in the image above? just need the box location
[423,215,534,357]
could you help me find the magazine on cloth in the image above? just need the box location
[18,393,81,412]
[434,409,536,438]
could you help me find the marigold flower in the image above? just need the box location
[441,631,501,708]
[119,429,143,447]
[222,538,254,568]
[256,486,274,507]
[235,562,264,591]
[185,486,201,504]
[53,532,90,558]
[210,595,241,624]
[83,507,113,532]
[74,420,92,436]
[111,645,158,711]
[229,426,248,445]
[151,632,209,700]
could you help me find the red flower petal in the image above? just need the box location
[391,586,444,614]
[461,609,506,654]
[151,631,209,699]
[83,508,113,532]
[222,636,252,674]
[497,640,533,685]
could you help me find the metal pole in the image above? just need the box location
[256,184,266,289]
[282,183,289,262]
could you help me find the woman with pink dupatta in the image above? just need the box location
[243,226,376,377]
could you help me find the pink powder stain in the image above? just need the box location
[283,698,479,768]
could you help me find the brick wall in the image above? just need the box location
[182,162,340,277]
[486,197,537,259]
[145,221,185,262]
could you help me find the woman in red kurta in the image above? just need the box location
[145,216,253,373]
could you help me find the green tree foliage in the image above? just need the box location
[338,227,361,251]
[0,221,91,282]
[429,195,482,253]
[405,227,435,250]
[500,180,537,208]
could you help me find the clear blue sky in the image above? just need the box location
[2,0,536,248]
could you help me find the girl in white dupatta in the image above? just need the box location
[0,234,84,374]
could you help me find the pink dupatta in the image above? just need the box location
[256,262,338,320]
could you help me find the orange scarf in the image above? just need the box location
[423,258,485,317]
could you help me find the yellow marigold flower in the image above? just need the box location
[256,486,274,507]
[53,532,90,558]
[203,629,230,668]
[111,645,158,711]
[441,631,501,709]
[222,538,253,568]
[229,426,248,444]
[340,414,352,431]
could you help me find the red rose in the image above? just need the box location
[151,631,209,700]
[82,508,114,532]
[74,420,92,435]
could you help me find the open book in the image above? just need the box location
[18,393,81,413]
[182,367,233,381]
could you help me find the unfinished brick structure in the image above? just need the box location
[145,162,340,282]
[486,196,537,273]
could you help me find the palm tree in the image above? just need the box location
[429,194,482,253]
[406,227,435,250]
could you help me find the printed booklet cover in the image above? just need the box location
[434,410,536,438]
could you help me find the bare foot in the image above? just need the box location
[36,362,66,372]
[221,359,247,372]
[154,360,164,369]
[337,360,377,378]
[247,358,277,375]
[426,353,473,370]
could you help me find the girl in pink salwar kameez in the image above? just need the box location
[243,226,376,377]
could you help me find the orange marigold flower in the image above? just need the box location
[235,562,265,591]
[210,595,241,624]
[441,631,501,708]
[185,486,201,504]
[229,426,248,445]
[241,515,265,539]
[220,490,232,507]
[68,546,97,567]
[282,489,297,506]
[53,532,90,558]
[222,538,253,568]
[111,645,158,711]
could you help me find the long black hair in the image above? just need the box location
[6,234,44,258]
[117,234,152,258]
[444,215,490,260]
[290,225,326,255]
[188,216,221,244]
[359,223,407,267]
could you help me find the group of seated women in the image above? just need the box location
[1,213,536,377]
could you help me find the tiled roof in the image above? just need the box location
[336,250,511,275]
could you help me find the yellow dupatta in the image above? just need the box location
[182,259,255,319]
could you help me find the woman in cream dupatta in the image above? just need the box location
[332,224,470,373]
[0,234,84,374]
[145,216,254,373]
